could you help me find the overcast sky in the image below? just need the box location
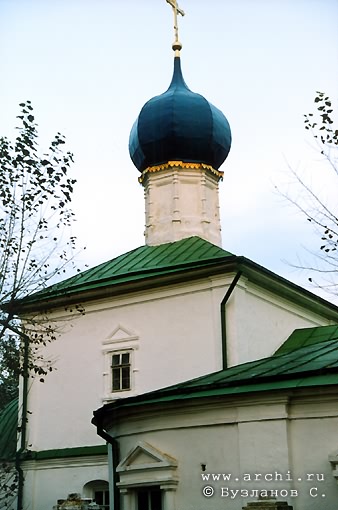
[1,0,337,300]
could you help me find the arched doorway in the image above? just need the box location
[83,479,109,510]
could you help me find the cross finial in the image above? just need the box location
[165,0,185,56]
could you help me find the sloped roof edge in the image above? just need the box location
[276,323,338,354]
[11,237,234,311]
[10,236,338,321]
[92,331,338,424]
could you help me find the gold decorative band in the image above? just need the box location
[139,161,223,183]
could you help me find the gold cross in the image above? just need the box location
[165,0,185,54]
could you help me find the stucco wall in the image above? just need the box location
[26,278,223,452]
[109,388,338,510]
[22,456,108,510]
[21,271,336,510]
[25,274,331,454]
[226,277,329,365]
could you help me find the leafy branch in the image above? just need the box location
[0,102,85,404]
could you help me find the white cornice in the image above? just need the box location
[22,455,107,471]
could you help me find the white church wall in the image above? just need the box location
[110,389,338,510]
[22,456,108,510]
[225,277,331,366]
[287,395,338,510]
[25,273,332,454]
[25,278,226,452]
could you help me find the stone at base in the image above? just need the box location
[53,493,100,510]
[243,501,293,510]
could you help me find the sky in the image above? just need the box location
[0,0,337,300]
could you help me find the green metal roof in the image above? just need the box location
[0,398,18,461]
[12,237,338,324]
[93,326,338,420]
[275,324,338,355]
[16,237,234,306]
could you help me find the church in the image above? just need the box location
[2,2,338,510]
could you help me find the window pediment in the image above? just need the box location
[117,442,179,501]
[103,324,138,346]
[117,441,177,473]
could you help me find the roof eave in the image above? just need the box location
[92,374,338,430]
[236,256,338,321]
[9,258,239,314]
[11,255,338,321]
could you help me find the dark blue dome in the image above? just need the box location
[129,57,232,173]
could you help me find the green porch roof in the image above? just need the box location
[93,325,338,421]
[0,398,18,461]
[275,324,338,354]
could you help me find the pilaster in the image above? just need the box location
[142,165,222,246]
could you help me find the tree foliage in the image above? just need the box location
[303,92,338,257]
[0,462,18,509]
[279,92,338,293]
[0,336,19,411]
[0,100,77,303]
[0,101,82,411]
[301,92,338,290]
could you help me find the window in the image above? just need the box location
[94,489,109,510]
[83,480,109,510]
[111,351,131,391]
[137,487,162,510]
[102,325,138,400]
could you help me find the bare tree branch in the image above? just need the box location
[278,92,338,296]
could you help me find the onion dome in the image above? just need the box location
[129,57,232,173]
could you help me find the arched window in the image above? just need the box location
[83,480,109,510]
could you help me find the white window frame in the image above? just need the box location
[93,487,110,510]
[83,480,109,510]
[102,324,139,401]
[111,350,132,392]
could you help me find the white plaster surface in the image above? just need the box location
[21,271,333,508]
[143,168,222,246]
